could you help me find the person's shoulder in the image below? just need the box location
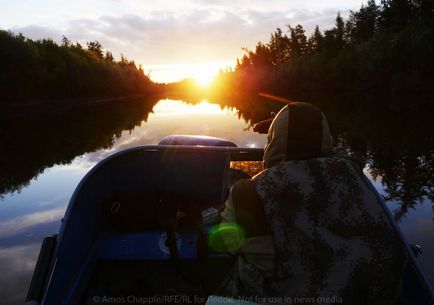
[332,146,349,158]
[329,147,364,171]
[231,178,255,194]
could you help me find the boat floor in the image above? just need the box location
[82,258,236,304]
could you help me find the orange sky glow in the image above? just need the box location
[0,0,366,83]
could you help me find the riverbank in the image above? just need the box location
[0,94,155,120]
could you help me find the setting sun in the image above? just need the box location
[147,61,233,84]
[193,68,216,86]
[186,62,229,86]
[191,62,229,86]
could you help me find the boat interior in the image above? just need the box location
[39,145,263,305]
[26,141,433,305]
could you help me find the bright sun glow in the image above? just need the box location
[147,61,234,84]
[192,65,218,86]
[151,99,228,117]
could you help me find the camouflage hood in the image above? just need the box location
[264,103,333,169]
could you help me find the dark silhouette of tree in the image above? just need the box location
[268,28,290,66]
[0,30,156,101]
[288,24,308,57]
[87,40,104,59]
[334,12,346,49]
[350,0,380,43]
[105,51,114,62]
[413,0,434,20]
[320,13,347,54]
[380,0,413,29]
[61,35,71,47]
[307,26,324,53]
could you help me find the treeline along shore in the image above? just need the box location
[211,0,434,106]
[0,30,159,103]
[1,0,433,110]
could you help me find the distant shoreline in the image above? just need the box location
[0,94,153,120]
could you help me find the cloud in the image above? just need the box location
[10,24,62,41]
[0,243,40,305]
[0,208,64,239]
[12,8,343,66]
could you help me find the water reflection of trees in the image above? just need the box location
[1,93,432,221]
[322,98,434,222]
[0,97,159,195]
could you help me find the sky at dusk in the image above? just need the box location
[0,0,366,82]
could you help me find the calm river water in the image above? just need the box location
[0,98,433,304]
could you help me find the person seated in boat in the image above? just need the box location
[218,102,407,304]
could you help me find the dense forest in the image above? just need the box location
[0,30,156,101]
[212,0,434,103]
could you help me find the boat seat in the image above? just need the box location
[98,232,198,260]
[103,191,202,232]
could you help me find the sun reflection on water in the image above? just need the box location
[150,99,234,117]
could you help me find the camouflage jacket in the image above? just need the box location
[221,157,407,304]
